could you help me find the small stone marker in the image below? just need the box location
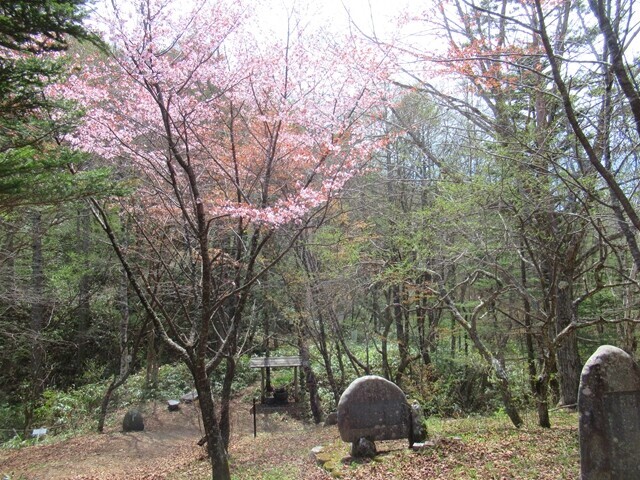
[323,411,338,427]
[410,401,427,442]
[167,400,180,411]
[351,437,377,458]
[309,445,325,464]
[122,409,144,432]
[31,428,47,438]
[411,440,436,451]
[181,390,198,404]
[579,345,640,479]
[337,375,412,456]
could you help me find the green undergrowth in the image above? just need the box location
[1,360,259,448]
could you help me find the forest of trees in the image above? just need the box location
[0,0,639,479]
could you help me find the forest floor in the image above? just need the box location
[0,396,580,480]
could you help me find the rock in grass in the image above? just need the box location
[309,446,325,464]
[123,409,144,432]
[324,411,338,427]
[181,390,198,403]
[351,437,377,458]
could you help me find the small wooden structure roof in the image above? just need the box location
[249,355,302,369]
[249,355,303,403]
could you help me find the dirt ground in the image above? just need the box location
[0,401,580,480]
[0,401,208,480]
[0,399,334,480]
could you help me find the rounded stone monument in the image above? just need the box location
[337,375,411,455]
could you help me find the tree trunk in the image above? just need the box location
[145,326,159,389]
[97,372,131,432]
[25,210,46,435]
[555,275,580,409]
[97,265,135,433]
[219,356,236,450]
[435,274,524,428]
[416,300,431,365]
[298,336,323,423]
[535,350,552,428]
[381,295,393,380]
[392,285,411,386]
[117,264,130,378]
[316,311,340,406]
[76,207,92,368]
[192,361,231,480]
[620,266,638,355]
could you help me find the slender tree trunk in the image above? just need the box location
[97,266,134,432]
[264,313,272,393]
[555,274,580,409]
[435,273,524,428]
[298,335,323,423]
[1,220,16,307]
[416,300,431,365]
[76,207,92,368]
[117,264,130,378]
[145,326,159,389]
[316,311,340,405]
[337,339,347,387]
[521,256,551,426]
[329,308,366,376]
[535,350,552,428]
[219,356,235,449]
[381,295,393,380]
[97,371,131,432]
[392,285,411,386]
[620,265,638,355]
[25,210,46,435]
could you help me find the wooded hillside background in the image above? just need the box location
[0,0,639,478]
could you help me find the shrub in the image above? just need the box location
[33,382,105,432]
[403,356,503,417]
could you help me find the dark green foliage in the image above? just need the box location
[0,0,100,119]
[0,146,120,208]
[0,1,97,52]
[0,0,99,124]
[0,0,110,208]
[403,357,502,417]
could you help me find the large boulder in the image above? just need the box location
[337,375,410,443]
[122,409,144,432]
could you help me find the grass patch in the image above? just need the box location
[310,410,579,479]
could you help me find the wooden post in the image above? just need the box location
[253,398,257,438]
[260,368,265,403]
[294,366,299,402]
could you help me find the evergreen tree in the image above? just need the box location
[0,0,106,208]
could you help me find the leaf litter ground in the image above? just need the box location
[0,398,579,480]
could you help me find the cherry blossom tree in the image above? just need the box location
[54,1,384,478]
